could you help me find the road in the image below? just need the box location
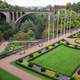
[0,29,80,80]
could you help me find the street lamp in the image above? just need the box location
[53,9,55,38]
[56,10,60,38]
[64,9,67,35]
[47,6,52,44]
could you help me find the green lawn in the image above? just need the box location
[0,68,20,80]
[32,45,80,76]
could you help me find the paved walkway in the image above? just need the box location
[0,29,80,80]
[65,38,80,46]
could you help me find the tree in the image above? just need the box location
[72,3,78,12]
[27,30,35,40]
[77,2,80,11]
[66,2,72,10]
[20,14,48,39]
[12,32,29,40]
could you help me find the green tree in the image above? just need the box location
[66,2,72,10]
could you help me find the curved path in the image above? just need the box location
[0,29,80,80]
[65,38,80,46]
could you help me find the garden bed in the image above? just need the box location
[0,42,26,59]
[16,42,80,80]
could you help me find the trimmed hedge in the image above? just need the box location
[68,45,75,48]
[33,52,40,57]
[48,45,54,50]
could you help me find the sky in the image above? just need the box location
[3,0,80,7]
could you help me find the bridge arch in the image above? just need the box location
[15,12,35,28]
[10,12,13,21]
[0,12,6,23]
[15,12,49,27]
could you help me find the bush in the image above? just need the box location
[69,44,75,48]
[33,52,40,57]
[18,58,23,63]
[48,45,54,50]
[45,70,56,78]
[29,54,33,58]
[77,70,80,75]
[65,42,70,45]
[41,48,47,53]
[41,67,46,72]
[60,40,66,44]
[70,77,75,80]
[28,62,33,67]
[55,73,59,78]
[38,50,41,53]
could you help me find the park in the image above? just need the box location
[0,0,80,80]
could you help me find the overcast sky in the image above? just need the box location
[3,0,80,7]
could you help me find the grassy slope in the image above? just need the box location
[32,45,80,76]
[0,68,20,80]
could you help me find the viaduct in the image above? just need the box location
[0,9,26,24]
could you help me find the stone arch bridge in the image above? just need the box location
[0,9,54,26]
[0,9,25,24]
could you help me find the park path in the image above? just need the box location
[0,29,80,80]
[65,38,80,46]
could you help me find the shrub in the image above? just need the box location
[77,70,80,75]
[55,73,59,78]
[41,48,47,53]
[38,50,41,53]
[21,59,29,66]
[29,54,33,58]
[70,77,75,80]
[60,40,66,44]
[18,58,23,63]
[69,45,75,48]
[48,45,54,50]
[45,70,56,78]
[54,43,59,47]
[41,67,46,72]
[33,52,40,57]
[65,42,70,45]
[28,62,33,67]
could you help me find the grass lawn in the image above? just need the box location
[32,45,80,76]
[0,68,20,80]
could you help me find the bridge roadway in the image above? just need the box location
[0,28,80,80]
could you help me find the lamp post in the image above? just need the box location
[66,11,69,33]
[53,9,55,38]
[57,10,60,38]
[48,6,52,44]
[60,16,63,35]
[69,10,72,33]
[64,9,67,35]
